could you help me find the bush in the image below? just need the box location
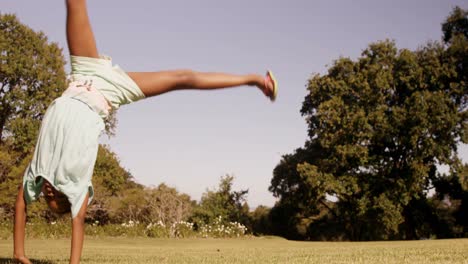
[145,221,170,238]
[0,220,12,239]
[171,221,196,238]
[0,216,249,239]
[198,216,248,238]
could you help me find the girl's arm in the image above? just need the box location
[70,194,88,264]
[13,185,32,264]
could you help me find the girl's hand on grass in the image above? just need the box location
[14,255,32,264]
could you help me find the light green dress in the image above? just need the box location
[23,55,145,217]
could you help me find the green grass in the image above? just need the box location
[0,237,467,264]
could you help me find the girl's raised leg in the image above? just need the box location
[127,70,276,99]
[66,0,99,58]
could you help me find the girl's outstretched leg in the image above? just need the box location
[66,0,99,58]
[127,70,276,99]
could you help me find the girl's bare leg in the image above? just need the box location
[66,0,99,58]
[65,2,93,263]
[127,70,274,98]
[70,194,89,264]
[13,185,32,264]
[65,0,277,99]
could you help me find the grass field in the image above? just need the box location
[0,237,467,264]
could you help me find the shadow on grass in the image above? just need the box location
[0,258,55,264]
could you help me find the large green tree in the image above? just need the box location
[0,14,67,152]
[0,14,66,219]
[270,7,467,240]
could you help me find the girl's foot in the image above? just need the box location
[250,71,278,101]
[264,70,278,101]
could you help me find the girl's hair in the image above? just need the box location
[49,194,72,215]
[41,180,72,215]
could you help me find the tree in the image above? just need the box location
[93,145,137,197]
[419,6,468,239]
[191,175,249,228]
[108,187,147,223]
[88,145,142,223]
[0,146,32,219]
[270,7,467,240]
[458,163,468,191]
[442,7,468,43]
[144,183,192,225]
[250,205,273,235]
[108,183,193,229]
[0,14,67,152]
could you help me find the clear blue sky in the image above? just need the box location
[3,0,467,208]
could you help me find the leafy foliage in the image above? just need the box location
[144,183,192,226]
[85,145,142,224]
[191,175,250,229]
[109,183,193,229]
[0,14,67,152]
[269,7,468,240]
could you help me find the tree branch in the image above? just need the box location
[0,82,5,95]
[319,199,338,218]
